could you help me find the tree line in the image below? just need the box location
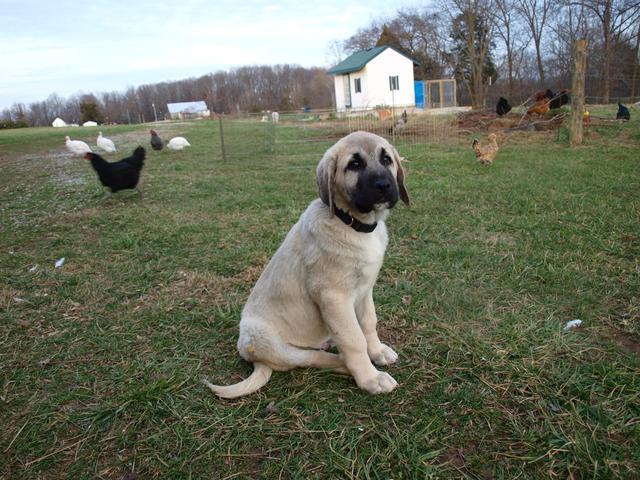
[3,0,639,126]
[2,65,335,127]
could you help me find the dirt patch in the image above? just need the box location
[51,167,87,187]
[487,117,522,132]
[376,322,418,350]
[457,110,518,131]
[11,150,89,187]
[485,232,516,247]
[0,284,26,312]
[604,327,640,355]
[442,447,466,469]
[455,227,516,248]
[61,298,93,323]
[437,444,482,473]
[457,109,567,134]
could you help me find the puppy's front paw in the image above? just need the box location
[358,371,398,395]
[369,344,398,366]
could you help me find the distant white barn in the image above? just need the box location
[52,117,67,127]
[327,45,418,112]
[167,101,210,120]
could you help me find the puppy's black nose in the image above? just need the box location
[374,179,392,192]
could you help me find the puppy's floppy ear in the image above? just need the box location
[316,146,338,215]
[392,148,410,206]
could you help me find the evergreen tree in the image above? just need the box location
[80,100,105,124]
[450,10,497,108]
[375,24,402,48]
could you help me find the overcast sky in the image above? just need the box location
[0,0,426,110]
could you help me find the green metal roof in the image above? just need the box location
[326,45,419,75]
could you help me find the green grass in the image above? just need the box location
[1,110,639,479]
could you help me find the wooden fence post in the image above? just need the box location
[570,39,588,147]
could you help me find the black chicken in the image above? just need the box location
[617,103,630,121]
[496,97,512,116]
[84,146,145,196]
[150,129,163,150]
[549,89,570,109]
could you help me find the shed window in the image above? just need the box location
[354,78,362,93]
[389,75,399,91]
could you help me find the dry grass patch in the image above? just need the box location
[134,264,264,312]
[1,283,26,308]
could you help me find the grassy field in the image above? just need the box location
[1,110,639,479]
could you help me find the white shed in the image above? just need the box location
[167,101,210,120]
[327,45,418,112]
[52,117,67,127]
[82,121,98,127]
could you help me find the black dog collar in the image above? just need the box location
[334,207,378,233]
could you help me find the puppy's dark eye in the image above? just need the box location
[380,154,393,166]
[347,154,365,171]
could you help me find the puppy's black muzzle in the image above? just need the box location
[352,171,399,213]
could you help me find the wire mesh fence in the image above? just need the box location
[215,107,458,161]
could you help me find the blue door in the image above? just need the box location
[414,81,425,108]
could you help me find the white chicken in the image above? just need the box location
[65,136,92,156]
[96,132,116,153]
[167,137,191,150]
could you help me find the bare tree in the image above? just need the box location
[492,0,531,96]
[547,1,592,88]
[516,0,555,85]
[391,9,454,79]
[344,24,384,53]
[325,40,347,67]
[631,22,640,99]
[10,103,29,125]
[573,0,640,102]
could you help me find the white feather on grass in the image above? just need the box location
[563,319,583,331]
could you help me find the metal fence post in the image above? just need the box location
[391,90,396,145]
[218,115,227,162]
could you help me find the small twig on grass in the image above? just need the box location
[25,436,88,467]
[507,113,569,133]
[4,419,30,453]
[222,471,261,480]
[516,96,534,127]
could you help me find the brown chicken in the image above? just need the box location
[472,133,499,165]
[526,91,550,116]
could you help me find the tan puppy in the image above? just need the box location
[204,131,410,398]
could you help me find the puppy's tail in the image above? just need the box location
[202,362,273,399]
